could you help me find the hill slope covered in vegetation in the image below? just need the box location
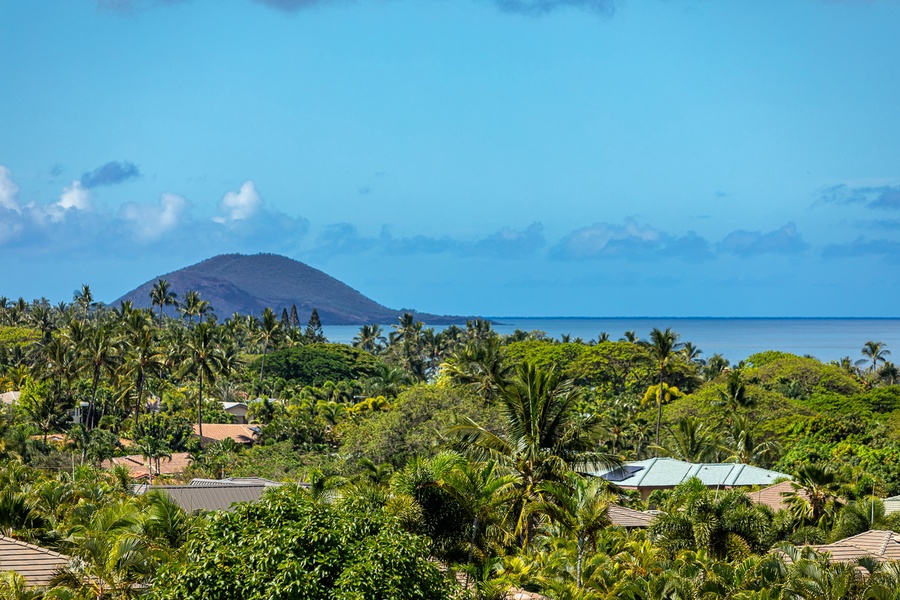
[114,253,462,324]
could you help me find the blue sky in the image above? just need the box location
[2,0,899,317]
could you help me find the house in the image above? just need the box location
[747,480,807,512]
[781,530,900,570]
[0,535,70,588]
[883,495,900,516]
[136,484,271,513]
[0,391,20,406]
[221,402,249,424]
[608,504,654,528]
[193,423,260,445]
[103,452,192,481]
[589,458,790,500]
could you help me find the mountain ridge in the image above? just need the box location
[114,253,467,325]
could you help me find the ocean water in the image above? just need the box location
[322,318,900,364]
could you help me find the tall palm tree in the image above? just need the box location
[857,341,890,374]
[645,327,682,448]
[179,322,224,442]
[80,323,120,429]
[255,307,281,391]
[73,283,94,322]
[121,314,165,422]
[531,473,614,588]
[178,290,208,326]
[448,362,619,541]
[149,279,177,323]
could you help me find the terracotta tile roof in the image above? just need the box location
[103,452,192,480]
[813,530,900,564]
[193,423,260,444]
[747,480,807,512]
[0,535,69,587]
[608,504,654,528]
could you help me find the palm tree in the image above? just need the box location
[179,322,224,442]
[178,290,208,326]
[645,327,682,448]
[857,341,890,374]
[715,369,755,418]
[255,307,281,391]
[121,311,165,422]
[73,284,94,322]
[80,323,119,429]
[441,337,511,401]
[437,459,518,585]
[724,414,780,466]
[352,324,387,354]
[149,279,177,323]
[661,416,721,463]
[531,473,614,588]
[52,500,154,598]
[786,464,844,527]
[448,362,619,541]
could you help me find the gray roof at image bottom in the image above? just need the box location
[0,536,70,587]
[591,458,789,488]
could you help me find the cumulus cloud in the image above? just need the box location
[0,166,308,258]
[214,180,262,224]
[819,184,900,210]
[80,161,141,188]
[0,166,21,213]
[550,218,712,261]
[717,222,808,256]
[118,192,190,242]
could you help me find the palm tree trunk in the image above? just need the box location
[465,515,479,588]
[198,371,204,443]
[655,365,664,451]
[577,536,585,589]
[134,369,144,424]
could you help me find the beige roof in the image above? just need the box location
[103,452,192,480]
[193,423,260,444]
[0,535,69,587]
[608,504,654,528]
[813,530,900,564]
[0,391,20,405]
[747,480,807,512]
[506,589,551,600]
[138,484,269,512]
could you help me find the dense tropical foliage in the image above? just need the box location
[1,287,900,597]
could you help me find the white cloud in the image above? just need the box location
[0,166,21,213]
[118,192,190,241]
[57,180,92,211]
[213,180,262,223]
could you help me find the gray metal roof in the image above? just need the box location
[189,477,281,487]
[592,458,789,488]
[139,485,269,512]
[0,535,69,587]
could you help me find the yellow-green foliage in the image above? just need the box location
[661,380,814,442]
[744,352,864,396]
[0,326,40,347]
[503,340,587,371]
[641,383,684,407]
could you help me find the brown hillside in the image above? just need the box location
[113,253,464,325]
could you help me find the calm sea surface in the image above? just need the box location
[323,318,900,364]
